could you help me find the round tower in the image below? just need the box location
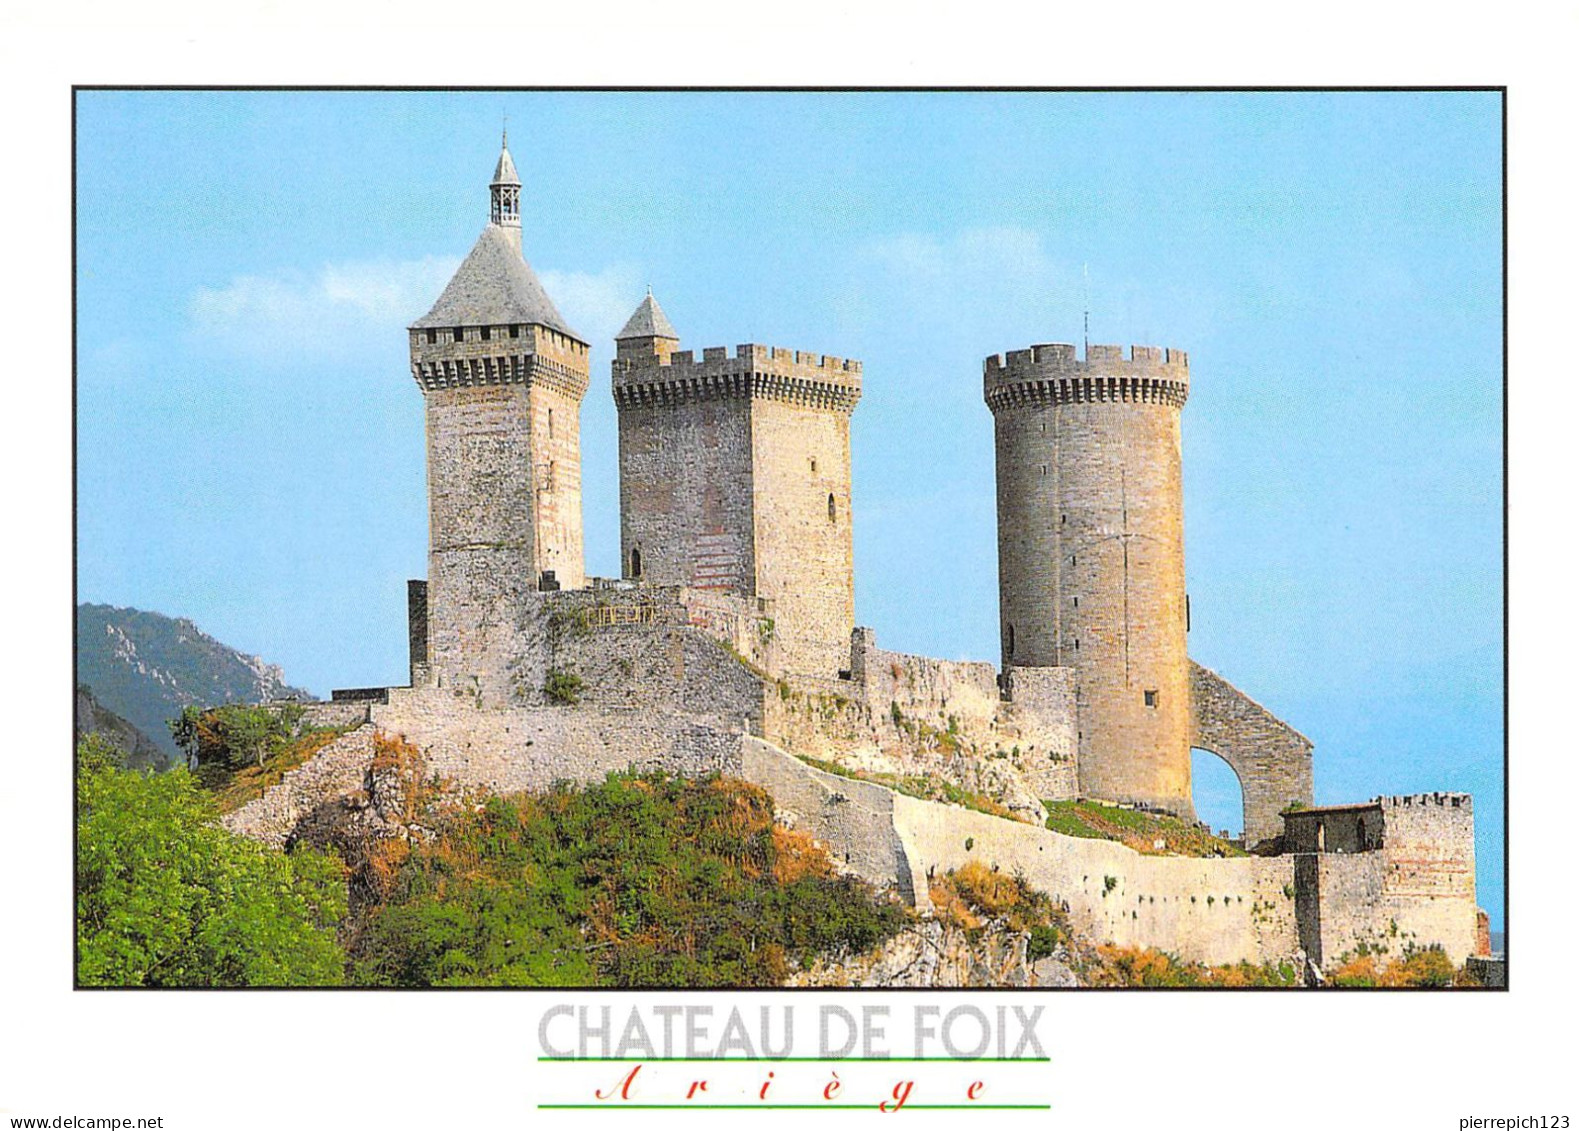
[984,342,1193,817]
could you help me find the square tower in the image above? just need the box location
[407,135,589,702]
[612,294,861,679]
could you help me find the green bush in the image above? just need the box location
[168,703,304,771]
[348,772,906,987]
[543,667,585,706]
[75,740,346,987]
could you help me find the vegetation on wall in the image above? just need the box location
[929,861,1065,962]
[1083,945,1299,988]
[1042,799,1247,858]
[793,753,1022,822]
[1329,945,1459,988]
[169,702,304,773]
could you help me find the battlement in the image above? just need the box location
[409,322,590,399]
[613,342,863,413]
[1380,792,1473,812]
[983,343,1189,413]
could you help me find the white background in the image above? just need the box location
[0,4,1567,1128]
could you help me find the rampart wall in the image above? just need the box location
[1292,793,1478,966]
[760,630,1078,819]
[745,738,1299,967]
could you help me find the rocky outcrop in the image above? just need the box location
[787,918,1082,988]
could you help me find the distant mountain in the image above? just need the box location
[75,683,170,771]
[75,604,316,761]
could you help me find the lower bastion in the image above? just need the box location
[222,584,1479,974]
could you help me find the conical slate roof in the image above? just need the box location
[616,291,679,340]
[411,224,581,340]
[492,143,520,186]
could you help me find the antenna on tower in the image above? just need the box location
[502,111,509,148]
[1082,263,1090,355]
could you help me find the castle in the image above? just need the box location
[224,134,1484,977]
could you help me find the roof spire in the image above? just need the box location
[617,289,679,341]
[490,130,521,232]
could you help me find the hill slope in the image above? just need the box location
[76,603,315,760]
[75,683,169,771]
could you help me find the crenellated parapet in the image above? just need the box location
[983,343,1189,413]
[1381,792,1472,811]
[409,323,590,400]
[614,343,862,413]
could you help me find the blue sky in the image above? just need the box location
[75,90,1503,925]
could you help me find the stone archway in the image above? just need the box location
[1191,746,1246,840]
[1189,661,1314,849]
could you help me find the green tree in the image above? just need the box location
[169,703,303,772]
[76,739,347,986]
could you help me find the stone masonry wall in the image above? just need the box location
[529,381,586,589]
[617,397,756,594]
[1189,660,1314,847]
[744,737,1299,967]
[987,344,1193,819]
[423,383,541,704]
[1291,793,1478,967]
[614,342,861,680]
[415,318,590,702]
[760,630,1078,820]
[221,725,382,847]
[749,397,855,679]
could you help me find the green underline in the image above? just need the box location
[537,1104,1051,1110]
[539,1056,1049,1062]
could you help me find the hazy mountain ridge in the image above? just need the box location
[76,603,316,759]
[75,684,169,771]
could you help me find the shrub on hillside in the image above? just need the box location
[347,771,906,988]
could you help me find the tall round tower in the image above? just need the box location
[984,342,1193,817]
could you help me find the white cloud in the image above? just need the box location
[540,264,645,350]
[854,226,1217,356]
[190,256,463,329]
[852,227,1086,348]
[186,257,644,362]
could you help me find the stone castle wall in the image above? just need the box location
[614,343,861,679]
[1189,661,1314,846]
[413,319,590,702]
[423,383,540,703]
[760,629,1078,820]
[746,737,1299,967]
[748,739,1477,971]
[222,725,383,848]
[529,381,586,589]
[617,397,756,593]
[1292,793,1478,966]
[986,344,1193,819]
[749,396,855,679]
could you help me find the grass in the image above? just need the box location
[207,727,354,814]
[793,754,1023,822]
[1083,945,1299,988]
[1042,799,1247,857]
